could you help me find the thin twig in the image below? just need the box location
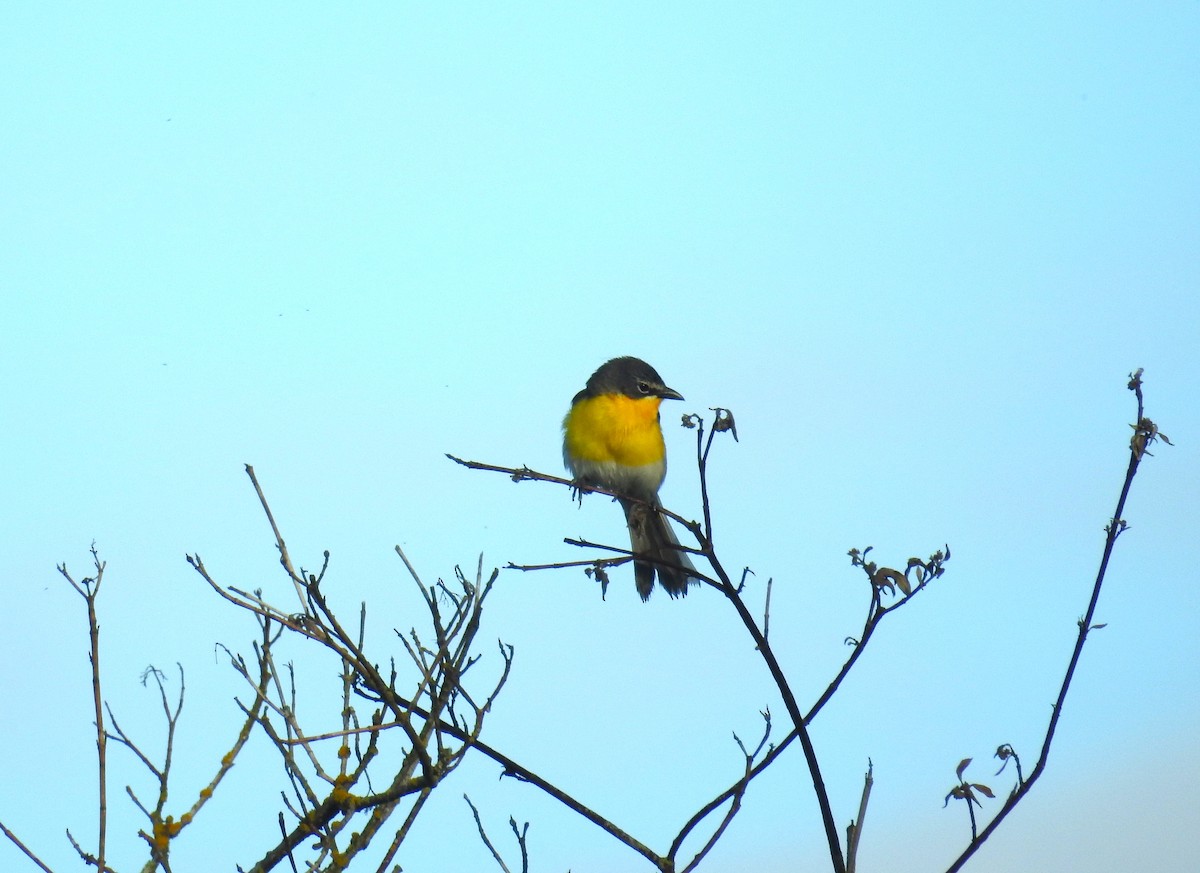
[508,817,531,873]
[0,819,55,873]
[688,413,845,873]
[464,795,512,873]
[943,370,1166,872]
[676,710,772,872]
[244,464,308,614]
[60,545,108,871]
[373,786,434,873]
[717,566,844,872]
[845,760,873,873]
[762,576,773,643]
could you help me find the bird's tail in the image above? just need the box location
[621,498,702,601]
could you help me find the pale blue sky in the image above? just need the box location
[2,4,1197,872]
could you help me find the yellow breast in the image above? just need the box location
[563,393,666,467]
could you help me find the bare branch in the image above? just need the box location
[943,370,1167,872]
[845,760,873,873]
[244,464,308,614]
[677,709,772,872]
[464,795,512,873]
[59,544,109,870]
[0,819,55,873]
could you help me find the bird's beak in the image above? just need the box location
[658,386,684,401]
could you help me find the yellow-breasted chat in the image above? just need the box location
[562,356,700,600]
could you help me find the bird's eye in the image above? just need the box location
[636,380,652,394]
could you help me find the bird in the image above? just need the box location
[562,356,701,600]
